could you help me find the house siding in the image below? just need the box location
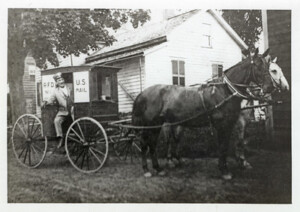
[23,57,38,115]
[144,12,242,88]
[106,57,145,113]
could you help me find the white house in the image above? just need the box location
[85,9,248,113]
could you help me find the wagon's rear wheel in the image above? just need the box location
[11,114,47,168]
[111,128,142,163]
[65,117,108,173]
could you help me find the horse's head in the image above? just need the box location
[268,57,289,91]
[246,48,275,95]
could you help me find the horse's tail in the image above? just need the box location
[132,93,147,126]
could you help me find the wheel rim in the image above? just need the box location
[11,114,47,168]
[111,128,142,163]
[65,117,108,173]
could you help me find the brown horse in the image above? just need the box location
[132,48,274,179]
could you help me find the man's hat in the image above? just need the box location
[53,72,63,82]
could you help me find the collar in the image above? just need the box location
[223,75,249,99]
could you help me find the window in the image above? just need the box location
[91,71,112,101]
[202,23,212,48]
[212,64,223,78]
[172,60,185,86]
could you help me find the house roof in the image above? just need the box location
[86,9,247,64]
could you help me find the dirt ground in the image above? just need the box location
[7,138,291,203]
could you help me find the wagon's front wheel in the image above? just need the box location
[65,117,108,173]
[111,128,142,163]
[11,114,47,168]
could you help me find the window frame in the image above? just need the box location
[172,60,185,86]
[212,63,223,79]
[201,23,212,48]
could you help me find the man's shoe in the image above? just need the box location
[57,137,64,149]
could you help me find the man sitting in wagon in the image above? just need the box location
[43,72,73,149]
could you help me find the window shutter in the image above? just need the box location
[212,64,218,78]
[172,60,178,75]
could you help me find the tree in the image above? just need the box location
[8,9,150,122]
[222,10,262,47]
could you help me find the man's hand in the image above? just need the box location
[41,101,47,109]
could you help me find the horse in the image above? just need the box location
[164,55,290,170]
[233,56,290,169]
[132,48,275,180]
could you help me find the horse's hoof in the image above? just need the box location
[222,173,233,180]
[243,161,253,169]
[144,172,152,178]
[167,160,176,168]
[157,170,166,176]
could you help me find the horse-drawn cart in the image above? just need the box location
[11,65,141,173]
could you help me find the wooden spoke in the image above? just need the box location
[30,144,38,155]
[90,147,106,156]
[28,145,32,166]
[29,118,36,135]
[71,127,84,142]
[86,150,90,170]
[89,148,103,165]
[132,142,142,152]
[18,145,27,159]
[31,124,41,138]
[76,122,86,141]
[21,117,27,136]
[67,135,82,144]
[23,146,29,163]
[31,143,44,153]
[30,145,37,163]
[74,148,85,165]
[80,150,86,170]
[16,122,27,137]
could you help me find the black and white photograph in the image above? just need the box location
[1,0,299,211]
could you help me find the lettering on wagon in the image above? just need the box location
[73,71,90,103]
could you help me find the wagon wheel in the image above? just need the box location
[11,114,48,168]
[111,127,142,163]
[65,117,109,173]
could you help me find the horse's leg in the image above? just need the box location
[149,129,166,176]
[171,125,184,166]
[215,121,235,180]
[140,131,151,177]
[235,114,252,169]
[161,124,175,168]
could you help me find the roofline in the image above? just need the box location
[41,65,121,75]
[86,36,167,63]
[208,10,248,50]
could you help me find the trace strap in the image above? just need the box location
[109,92,239,130]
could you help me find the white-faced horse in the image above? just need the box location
[233,56,289,168]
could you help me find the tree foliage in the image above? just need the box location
[7,9,150,121]
[8,9,150,70]
[222,10,262,47]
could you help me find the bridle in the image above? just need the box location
[223,56,274,100]
[269,61,284,90]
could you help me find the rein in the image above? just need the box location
[109,91,239,130]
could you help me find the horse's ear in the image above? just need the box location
[255,48,259,56]
[272,57,278,63]
[242,49,249,56]
[262,48,270,57]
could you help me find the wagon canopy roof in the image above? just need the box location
[41,65,121,76]
[86,9,247,64]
